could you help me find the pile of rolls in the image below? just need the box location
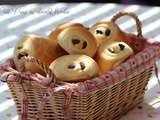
[13,21,145,83]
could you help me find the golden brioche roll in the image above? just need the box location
[90,21,144,53]
[89,21,124,47]
[49,23,84,45]
[13,34,66,75]
[49,55,100,82]
[57,26,97,57]
[95,41,133,74]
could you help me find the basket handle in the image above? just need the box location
[111,12,143,37]
[22,56,56,85]
[22,56,73,86]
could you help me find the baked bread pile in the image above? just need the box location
[13,18,144,82]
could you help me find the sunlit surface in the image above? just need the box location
[8,3,66,29]
[25,3,91,32]
[71,4,116,23]
[119,7,160,31]
[0,4,38,22]
[103,5,140,21]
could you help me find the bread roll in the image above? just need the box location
[58,26,97,57]
[49,55,100,82]
[49,23,84,45]
[89,21,124,46]
[90,21,144,53]
[95,41,133,73]
[13,34,66,75]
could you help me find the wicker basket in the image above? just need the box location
[0,12,160,120]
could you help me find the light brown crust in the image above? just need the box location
[13,34,66,75]
[90,21,124,47]
[48,23,84,45]
[95,41,133,73]
[57,25,97,57]
[90,19,144,53]
[49,55,100,82]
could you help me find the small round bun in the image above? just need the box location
[49,23,84,45]
[90,21,123,46]
[13,34,65,75]
[49,55,100,82]
[96,41,133,73]
[90,21,144,53]
[58,26,97,57]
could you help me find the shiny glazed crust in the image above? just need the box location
[95,41,133,73]
[13,34,66,75]
[58,26,97,57]
[48,23,84,45]
[49,55,100,82]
